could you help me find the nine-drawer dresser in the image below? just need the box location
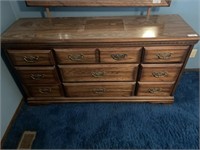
[1,15,199,104]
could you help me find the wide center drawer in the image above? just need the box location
[64,82,135,97]
[15,66,60,84]
[59,64,138,82]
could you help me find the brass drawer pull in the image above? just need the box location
[24,56,39,63]
[152,71,168,78]
[148,88,162,93]
[30,74,45,80]
[92,88,105,94]
[111,53,127,60]
[156,53,172,60]
[39,88,51,94]
[91,71,105,78]
[68,54,84,61]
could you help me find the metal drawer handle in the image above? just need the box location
[68,54,84,61]
[111,53,127,60]
[30,74,45,80]
[91,71,105,78]
[92,88,105,94]
[39,88,51,94]
[156,53,172,60]
[24,56,39,63]
[148,88,162,93]
[152,71,168,78]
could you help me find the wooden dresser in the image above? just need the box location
[1,15,199,104]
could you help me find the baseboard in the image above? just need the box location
[184,68,199,72]
[0,98,25,148]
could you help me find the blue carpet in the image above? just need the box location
[2,72,199,149]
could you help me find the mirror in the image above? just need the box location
[26,0,171,7]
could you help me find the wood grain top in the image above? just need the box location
[1,15,199,44]
[26,0,171,7]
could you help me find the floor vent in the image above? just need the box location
[17,131,36,149]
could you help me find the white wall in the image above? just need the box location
[1,1,22,139]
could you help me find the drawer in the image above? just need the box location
[15,66,60,84]
[59,64,138,82]
[143,46,189,63]
[7,50,55,66]
[140,64,182,82]
[54,48,96,64]
[64,82,135,97]
[137,82,174,96]
[26,84,64,97]
[99,47,142,63]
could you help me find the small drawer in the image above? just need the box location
[26,84,64,97]
[54,48,96,64]
[137,82,174,96]
[99,47,142,63]
[140,64,182,82]
[7,50,55,66]
[59,64,138,82]
[64,82,135,97]
[15,66,60,84]
[143,46,189,63]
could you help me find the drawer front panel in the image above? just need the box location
[64,82,135,97]
[15,67,60,84]
[54,48,96,64]
[137,82,174,96]
[27,84,64,97]
[140,64,182,82]
[100,47,142,63]
[59,64,138,82]
[7,50,54,66]
[143,46,189,63]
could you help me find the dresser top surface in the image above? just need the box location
[1,14,199,44]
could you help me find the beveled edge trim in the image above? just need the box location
[15,66,56,70]
[27,96,174,104]
[7,49,52,53]
[63,82,136,86]
[141,63,183,67]
[138,81,175,85]
[2,40,199,49]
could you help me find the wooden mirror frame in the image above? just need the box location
[26,0,171,7]
[25,0,172,18]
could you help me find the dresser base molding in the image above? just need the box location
[27,96,174,104]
